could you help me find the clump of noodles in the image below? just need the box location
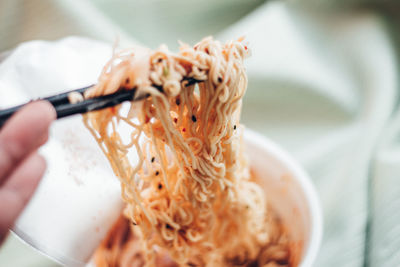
[84,37,292,266]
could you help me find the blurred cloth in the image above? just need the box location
[0,1,400,267]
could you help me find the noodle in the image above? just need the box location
[83,37,293,266]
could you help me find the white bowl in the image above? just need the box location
[14,128,322,267]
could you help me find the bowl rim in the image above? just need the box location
[244,129,323,267]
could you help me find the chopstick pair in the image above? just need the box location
[0,78,199,129]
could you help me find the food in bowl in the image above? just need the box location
[80,37,300,266]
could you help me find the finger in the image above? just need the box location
[0,152,46,244]
[0,101,55,185]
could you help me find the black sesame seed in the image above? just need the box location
[234,125,237,130]
[151,157,155,163]
[155,171,159,176]
[218,77,223,83]
[176,98,181,106]
[166,224,172,229]
[192,115,197,122]
[158,184,163,189]
[276,259,289,265]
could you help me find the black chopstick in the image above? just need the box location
[0,78,200,129]
[54,88,141,118]
[0,85,138,129]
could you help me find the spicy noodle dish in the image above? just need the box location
[80,37,300,266]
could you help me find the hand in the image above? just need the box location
[0,101,55,245]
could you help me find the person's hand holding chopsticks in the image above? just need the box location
[0,101,55,245]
